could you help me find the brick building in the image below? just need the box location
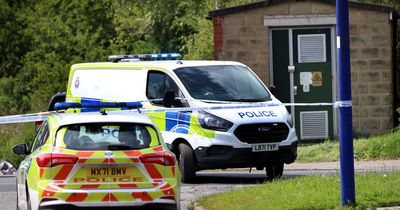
[208,0,398,141]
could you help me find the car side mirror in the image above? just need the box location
[163,89,176,108]
[12,143,30,155]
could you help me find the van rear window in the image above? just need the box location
[55,123,160,150]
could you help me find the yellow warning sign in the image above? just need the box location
[312,71,322,86]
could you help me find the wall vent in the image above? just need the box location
[298,34,326,63]
[300,111,328,140]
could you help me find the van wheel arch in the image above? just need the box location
[171,139,195,160]
[172,139,197,183]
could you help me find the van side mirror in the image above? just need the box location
[12,143,30,155]
[163,89,177,108]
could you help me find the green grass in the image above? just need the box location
[297,127,400,162]
[200,173,400,210]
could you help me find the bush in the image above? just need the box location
[0,123,36,167]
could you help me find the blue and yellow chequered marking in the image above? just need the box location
[65,96,215,138]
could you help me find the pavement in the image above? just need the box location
[285,159,400,172]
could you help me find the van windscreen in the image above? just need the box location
[174,65,270,102]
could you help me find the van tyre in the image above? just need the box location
[178,143,196,183]
[266,162,284,180]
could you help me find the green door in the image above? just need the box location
[272,28,334,142]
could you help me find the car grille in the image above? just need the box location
[234,123,289,143]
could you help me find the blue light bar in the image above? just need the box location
[108,53,181,61]
[54,101,143,110]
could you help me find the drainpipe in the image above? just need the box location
[391,11,399,127]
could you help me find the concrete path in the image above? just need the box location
[285,159,400,171]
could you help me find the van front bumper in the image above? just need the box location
[194,141,297,170]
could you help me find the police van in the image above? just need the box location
[59,54,298,182]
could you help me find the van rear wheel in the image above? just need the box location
[178,143,196,183]
[266,163,284,180]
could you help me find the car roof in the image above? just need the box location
[70,60,247,73]
[50,111,153,127]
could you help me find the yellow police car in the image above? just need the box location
[12,103,180,210]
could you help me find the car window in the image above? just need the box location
[31,121,50,152]
[55,123,160,151]
[146,71,181,105]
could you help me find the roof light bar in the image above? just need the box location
[108,53,181,62]
[54,101,143,110]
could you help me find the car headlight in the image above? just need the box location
[198,111,233,132]
[287,114,293,128]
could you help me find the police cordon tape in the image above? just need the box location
[0,100,352,124]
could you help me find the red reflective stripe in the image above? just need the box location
[172,166,175,177]
[102,193,118,202]
[110,193,118,201]
[41,185,58,197]
[153,146,163,152]
[109,158,116,164]
[131,192,153,201]
[118,184,137,188]
[130,158,140,163]
[76,151,94,164]
[160,183,174,196]
[54,165,74,180]
[144,164,163,179]
[80,184,100,189]
[40,168,44,178]
[66,192,88,202]
[123,150,141,156]
[76,151,94,158]
[101,194,108,202]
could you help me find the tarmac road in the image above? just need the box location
[1,160,399,210]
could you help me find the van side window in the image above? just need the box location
[146,71,181,106]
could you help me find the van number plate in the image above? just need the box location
[252,143,279,152]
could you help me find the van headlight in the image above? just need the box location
[198,111,233,132]
[287,114,293,128]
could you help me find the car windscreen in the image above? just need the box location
[174,65,270,102]
[55,123,160,151]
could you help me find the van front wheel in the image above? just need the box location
[178,143,196,183]
[266,163,284,180]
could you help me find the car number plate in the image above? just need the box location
[251,143,279,152]
[87,167,131,177]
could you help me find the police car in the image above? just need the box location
[12,103,180,210]
[59,53,298,183]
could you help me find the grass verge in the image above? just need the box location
[297,127,400,162]
[199,173,400,210]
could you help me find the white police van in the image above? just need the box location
[59,54,297,183]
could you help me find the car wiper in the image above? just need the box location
[107,144,140,150]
